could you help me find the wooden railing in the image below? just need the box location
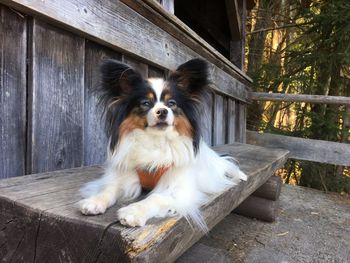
[251,92,350,105]
[248,92,350,166]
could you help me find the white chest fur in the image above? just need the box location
[109,127,195,171]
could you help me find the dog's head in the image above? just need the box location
[99,59,210,153]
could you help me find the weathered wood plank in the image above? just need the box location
[247,131,350,166]
[252,175,282,201]
[227,99,237,143]
[123,0,250,84]
[28,19,85,173]
[122,55,148,79]
[2,0,250,101]
[148,65,165,79]
[238,102,247,143]
[0,6,27,178]
[201,93,213,146]
[225,0,241,40]
[235,102,247,143]
[251,92,350,105]
[229,0,246,69]
[84,41,121,166]
[159,0,174,14]
[213,95,227,146]
[0,143,289,262]
[234,195,278,222]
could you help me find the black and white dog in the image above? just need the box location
[80,59,246,229]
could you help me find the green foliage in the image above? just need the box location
[247,0,350,193]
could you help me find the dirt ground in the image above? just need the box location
[177,185,350,263]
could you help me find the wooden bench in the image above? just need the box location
[0,143,288,262]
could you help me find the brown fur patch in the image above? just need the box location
[163,93,172,102]
[119,114,147,139]
[174,115,193,137]
[147,92,155,101]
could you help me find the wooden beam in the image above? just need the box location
[251,92,350,105]
[159,0,174,14]
[0,5,27,178]
[0,143,288,262]
[247,131,350,166]
[2,0,250,102]
[228,0,246,69]
[225,0,241,40]
[135,0,251,83]
[252,176,282,201]
[234,196,278,222]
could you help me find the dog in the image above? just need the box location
[79,58,246,230]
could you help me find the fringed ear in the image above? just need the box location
[97,59,144,149]
[100,59,143,98]
[168,59,209,95]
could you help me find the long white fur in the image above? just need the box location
[80,78,247,230]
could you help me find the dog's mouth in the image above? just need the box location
[153,121,170,130]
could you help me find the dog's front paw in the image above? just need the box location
[117,204,148,227]
[80,198,108,215]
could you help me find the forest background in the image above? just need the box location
[245,0,350,194]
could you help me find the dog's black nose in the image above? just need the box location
[156,108,168,120]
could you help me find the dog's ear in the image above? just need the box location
[100,59,143,97]
[168,59,209,95]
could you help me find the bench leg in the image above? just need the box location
[234,176,282,222]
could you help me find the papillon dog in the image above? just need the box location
[79,58,246,230]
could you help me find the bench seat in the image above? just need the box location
[0,143,288,262]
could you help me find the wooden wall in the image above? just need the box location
[0,5,247,179]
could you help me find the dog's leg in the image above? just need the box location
[117,193,176,227]
[80,169,141,215]
[117,167,205,227]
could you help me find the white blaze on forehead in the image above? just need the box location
[148,78,164,102]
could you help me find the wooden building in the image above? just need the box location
[0,0,253,179]
[0,0,294,262]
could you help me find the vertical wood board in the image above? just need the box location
[148,65,165,78]
[122,55,148,78]
[201,92,213,146]
[213,94,227,146]
[28,19,85,173]
[0,6,27,178]
[83,41,122,166]
[236,101,246,143]
[227,99,236,143]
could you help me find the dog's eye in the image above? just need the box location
[140,100,151,107]
[167,99,177,107]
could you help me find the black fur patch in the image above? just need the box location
[97,58,211,154]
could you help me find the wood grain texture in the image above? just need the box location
[0,144,289,262]
[225,0,241,40]
[247,130,350,166]
[123,0,250,84]
[122,55,148,79]
[229,0,246,69]
[148,65,165,78]
[0,6,27,178]
[252,175,282,201]
[84,41,121,166]
[201,93,213,146]
[2,0,250,101]
[227,99,237,143]
[234,195,278,222]
[159,0,174,14]
[28,19,85,173]
[251,92,350,105]
[213,95,227,146]
[236,102,247,143]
